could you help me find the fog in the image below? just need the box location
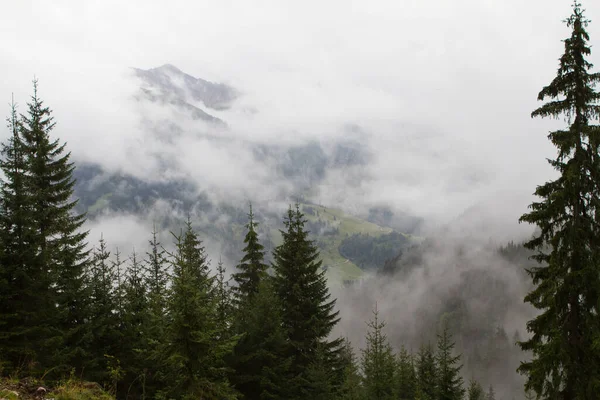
[2,1,600,397]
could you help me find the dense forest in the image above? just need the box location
[1,2,600,400]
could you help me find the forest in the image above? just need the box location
[1,2,600,400]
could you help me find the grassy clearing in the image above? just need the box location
[300,204,395,284]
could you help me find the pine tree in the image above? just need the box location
[436,324,465,400]
[360,306,396,400]
[18,80,90,373]
[232,204,268,304]
[120,249,150,399]
[485,385,495,400]
[416,343,437,400]
[143,224,169,394]
[0,97,38,372]
[272,204,342,396]
[215,257,233,332]
[517,3,600,398]
[144,224,169,313]
[305,344,335,400]
[161,220,237,399]
[229,279,291,400]
[337,339,364,400]
[87,235,122,384]
[397,345,416,400]
[467,379,484,400]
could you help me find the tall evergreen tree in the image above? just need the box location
[215,257,234,333]
[161,220,237,399]
[396,345,417,400]
[87,235,121,385]
[272,204,342,396]
[485,385,495,400]
[0,97,38,372]
[232,204,268,304]
[120,249,150,399]
[20,81,90,374]
[467,379,484,400]
[360,306,396,400]
[143,224,169,394]
[229,279,291,400]
[416,343,437,400]
[435,324,465,400]
[144,224,169,313]
[517,3,600,398]
[337,338,364,400]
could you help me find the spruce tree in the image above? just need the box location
[435,324,465,400]
[416,343,437,400]
[337,339,364,400]
[397,345,417,400]
[0,97,38,372]
[87,236,122,385]
[120,249,150,399]
[467,379,484,400]
[232,204,268,304]
[518,3,600,398]
[485,385,495,400]
[19,80,90,373]
[272,204,342,396]
[360,306,396,400]
[230,274,291,398]
[143,224,169,394]
[215,257,234,333]
[161,220,237,399]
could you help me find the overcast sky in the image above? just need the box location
[1,0,599,241]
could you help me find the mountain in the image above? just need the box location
[72,64,422,282]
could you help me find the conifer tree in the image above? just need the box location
[416,343,437,400]
[143,224,169,393]
[120,249,150,399]
[305,344,335,400]
[272,204,342,396]
[396,345,416,400]
[337,339,364,400]
[485,385,495,400]
[215,257,233,333]
[467,379,484,400]
[230,273,290,398]
[435,324,465,400]
[0,97,38,372]
[360,306,396,400]
[518,3,600,398]
[144,224,169,313]
[232,204,268,304]
[19,81,90,372]
[161,220,237,399]
[87,236,122,384]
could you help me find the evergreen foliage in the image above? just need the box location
[416,343,437,400]
[230,280,291,400]
[467,379,484,400]
[337,338,364,400]
[161,220,237,399]
[396,345,416,400]
[360,306,396,400]
[518,3,600,398]
[232,204,268,304]
[435,323,464,400]
[272,204,342,396]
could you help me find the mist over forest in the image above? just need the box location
[1,1,600,400]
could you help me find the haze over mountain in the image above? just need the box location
[2,1,600,399]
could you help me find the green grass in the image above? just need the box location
[0,389,19,400]
[300,204,395,284]
[87,193,113,214]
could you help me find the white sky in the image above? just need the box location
[1,0,599,238]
